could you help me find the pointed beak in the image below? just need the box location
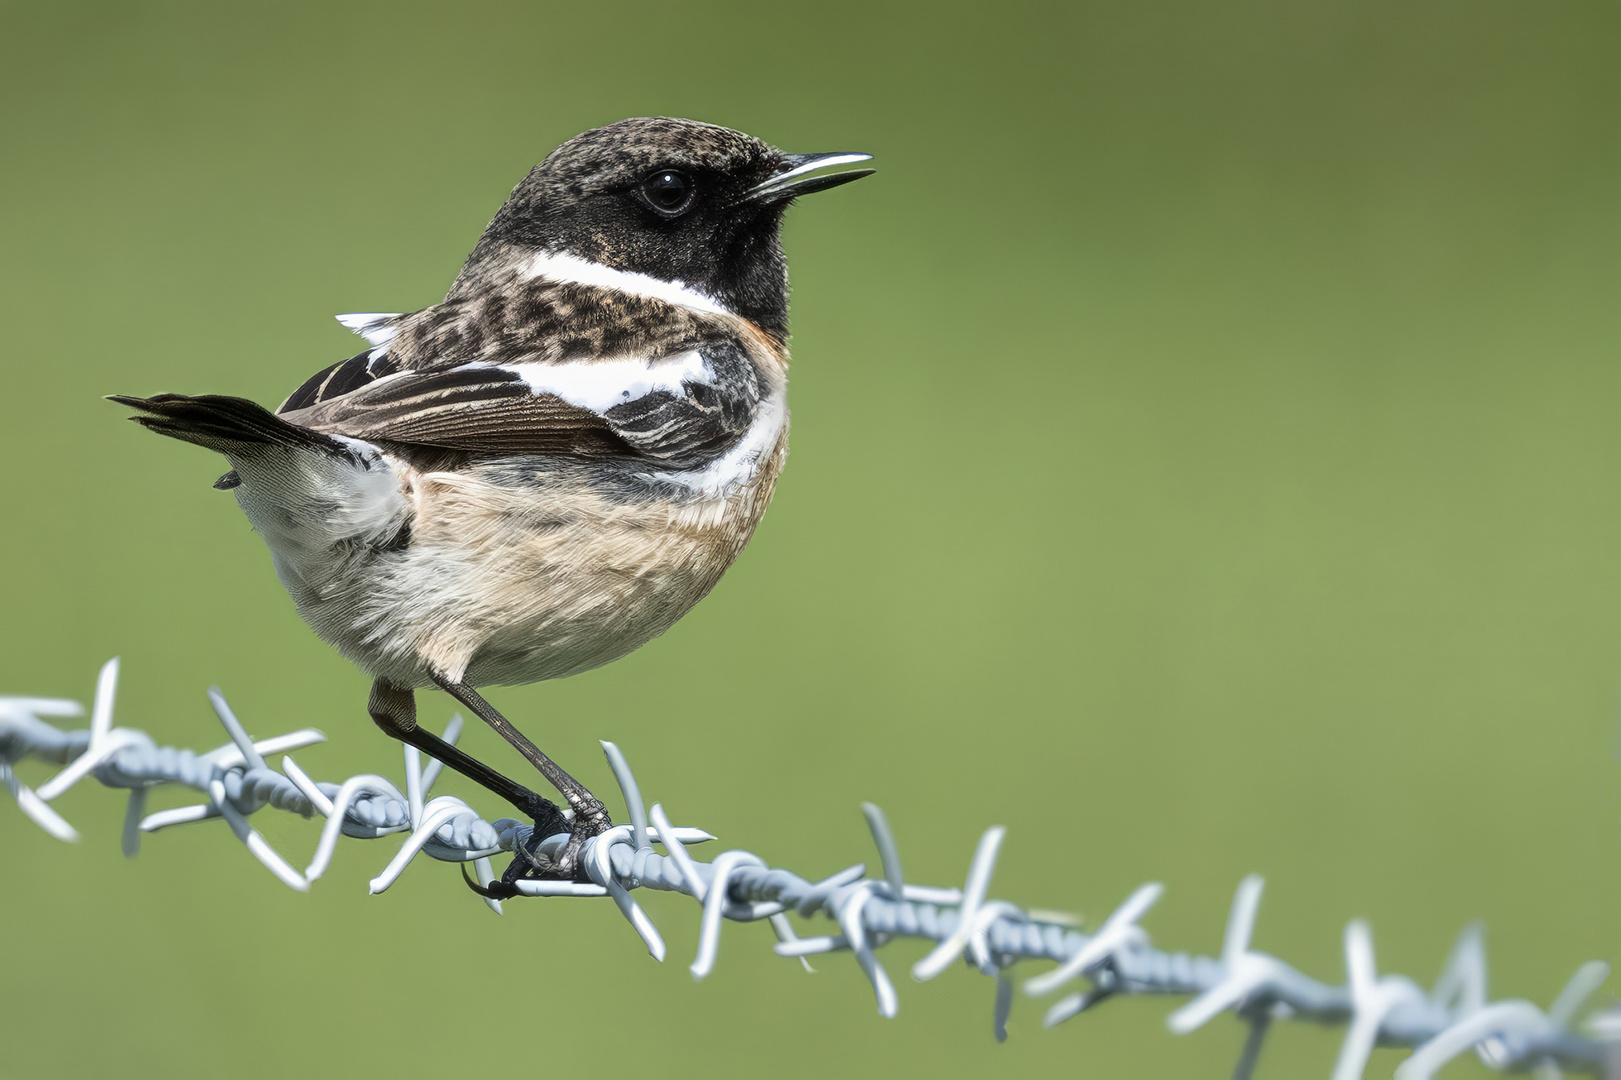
[744,152,875,204]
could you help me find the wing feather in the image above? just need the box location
[279,349,404,414]
[278,341,764,469]
[335,312,403,347]
[283,365,623,456]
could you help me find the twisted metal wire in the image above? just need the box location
[3,658,1618,1079]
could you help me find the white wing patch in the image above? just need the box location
[497,350,783,496]
[501,350,713,414]
[336,312,402,348]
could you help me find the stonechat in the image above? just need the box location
[112,117,873,886]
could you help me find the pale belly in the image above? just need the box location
[458,553,726,687]
[281,447,784,690]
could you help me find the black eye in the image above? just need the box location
[640,170,695,215]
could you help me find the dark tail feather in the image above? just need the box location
[108,394,355,459]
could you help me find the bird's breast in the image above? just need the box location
[361,398,788,686]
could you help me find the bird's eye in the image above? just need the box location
[639,170,695,216]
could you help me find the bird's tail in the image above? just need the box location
[110,392,405,551]
[109,393,354,459]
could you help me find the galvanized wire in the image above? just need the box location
[4,658,1619,1078]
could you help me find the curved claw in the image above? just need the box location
[461,863,519,900]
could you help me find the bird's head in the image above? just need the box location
[454,117,873,340]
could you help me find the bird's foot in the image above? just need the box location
[461,796,612,901]
[548,799,612,880]
[465,793,612,898]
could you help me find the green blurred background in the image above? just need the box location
[2,2,1619,1076]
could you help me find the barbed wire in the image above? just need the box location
[3,657,1618,1078]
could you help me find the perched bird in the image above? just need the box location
[113,117,872,887]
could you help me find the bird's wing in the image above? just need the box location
[279,341,763,469]
[273,311,411,413]
[279,348,406,414]
[335,312,403,348]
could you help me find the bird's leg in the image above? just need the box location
[427,674,612,878]
[367,679,571,882]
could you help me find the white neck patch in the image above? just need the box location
[519,250,735,318]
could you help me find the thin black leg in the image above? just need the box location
[427,674,612,874]
[367,679,569,849]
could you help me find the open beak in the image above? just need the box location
[745,152,875,204]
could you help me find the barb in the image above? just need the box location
[2,660,1617,1078]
